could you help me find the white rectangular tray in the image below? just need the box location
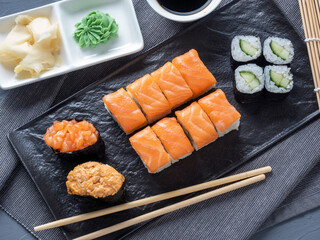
[0,0,144,90]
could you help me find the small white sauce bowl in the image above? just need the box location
[146,0,222,23]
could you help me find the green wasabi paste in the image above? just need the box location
[73,10,118,48]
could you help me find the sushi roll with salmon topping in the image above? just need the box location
[43,120,105,159]
[126,74,171,123]
[129,126,172,173]
[175,102,219,151]
[66,162,125,202]
[152,117,194,163]
[103,88,147,134]
[151,62,193,109]
[198,89,241,137]
[172,49,217,98]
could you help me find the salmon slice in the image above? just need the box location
[152,117,194,162]
[126,74,171,123]
[175,102,218,150]
[172,49,217,98]
[198,89,241,137]
[103,88,147,134]
[129,126,172,174]
[151,62,193,109]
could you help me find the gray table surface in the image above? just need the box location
[1,207,320,240]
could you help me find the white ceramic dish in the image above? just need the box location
[146,0,222,23]
[0,0,144,90]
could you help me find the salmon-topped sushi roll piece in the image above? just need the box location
[198,89,241,137]
[152,117,194,163]
[175,102,218,151]
[172,49,217,98]
[103,88,147,134]
[151,62,193,109]
[129,126,172,174]
[126,74,171,123]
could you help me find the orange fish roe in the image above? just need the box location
[43,120,99,153]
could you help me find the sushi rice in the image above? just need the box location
[216,119,240,137]
[235,64,264,94]
[231,35,262,62]
[141,153,172,174]
[171,152,192,164]
[263,37,294,64]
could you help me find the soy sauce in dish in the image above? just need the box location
[157,0,212,15]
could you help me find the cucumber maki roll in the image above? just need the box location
[43,119,105,161]
[264,65,293,100]
[234,64,264,103]
[66,162,125,202]
[231,36,262,67]
[263,37,294,64]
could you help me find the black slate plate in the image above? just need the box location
[8,0,319,239]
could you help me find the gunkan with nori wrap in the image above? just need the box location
[66,162,125,202]
[43,120,105,159]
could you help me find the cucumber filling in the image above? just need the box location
[240,40,258,57]
[240,71,261,90]
[269,70,290,89]
[270,41,290,60]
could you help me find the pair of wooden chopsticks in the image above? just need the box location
[299,0,320,109]
[34,166,271,240]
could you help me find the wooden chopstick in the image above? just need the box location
[34,166,271,231]
[299,0,320,109]
[73,174,266,240]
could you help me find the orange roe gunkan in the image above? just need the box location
[43,120,99,153]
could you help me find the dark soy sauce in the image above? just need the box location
[157,0,212,15]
